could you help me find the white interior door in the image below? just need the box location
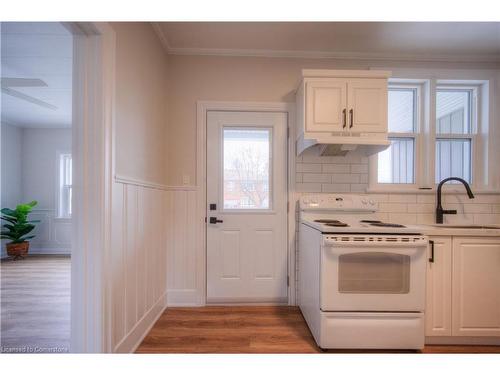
[206,111,288,304]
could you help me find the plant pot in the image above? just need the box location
[6,241,29,260]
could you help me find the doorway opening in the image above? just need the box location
[1,22,73,353]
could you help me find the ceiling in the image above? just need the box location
[155,22,500,62]
[1,22,73,128]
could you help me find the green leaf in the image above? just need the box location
[1,216,17,224]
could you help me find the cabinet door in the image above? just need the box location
[452,237,500,336]
[347,79,387,133]
[425,237,453,336]
[305,79,347,133]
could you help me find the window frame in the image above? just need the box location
[220,126,274,212]
[369,81,423,192]
[369,77,491,193]
[56,151,72,219]
[434,84,478,186]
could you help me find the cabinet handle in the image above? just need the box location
[342,109,347,128]
[349,109,353,128]
[429,240,435,263]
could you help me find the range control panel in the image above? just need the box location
[299,194,377,212]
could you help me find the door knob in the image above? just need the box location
[209,217,223,224]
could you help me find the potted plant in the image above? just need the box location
[1,201,39,260]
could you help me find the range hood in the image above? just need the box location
[297,133,391,157]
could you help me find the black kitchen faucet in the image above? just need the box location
[436,177,475,224]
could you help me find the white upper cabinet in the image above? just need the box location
[305,79,347,133]
[296,70,391,156]
[347,79,388,133]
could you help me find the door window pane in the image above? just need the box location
[338,252,410,294]
[435,139,471,183]
[388,88,416,133]
[436,89,471,134]
[377,138,415,184]
[223,128,271,209]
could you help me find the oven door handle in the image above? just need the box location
[323,238,428,248]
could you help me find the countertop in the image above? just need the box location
[418,224,500,237]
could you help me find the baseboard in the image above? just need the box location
[426,336,500,345]
[114,292,167,353]
[167,288,204,306]
[29,247,71,255]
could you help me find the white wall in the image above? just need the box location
[163,53,500,306]
[20,128,72,255]
[1,123,23,258]
[1,127,72,257]
[22,128,71,210]
[108,23,170,352]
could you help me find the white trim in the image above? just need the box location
[302,69,391,79]
[113,293,167,353]
[70,22,115,353]
[150,22,171,52]
[158,45,500,64]
[196,101,296,306]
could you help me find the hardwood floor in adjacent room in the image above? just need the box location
[1,255,70,353]
[136,306,500,354]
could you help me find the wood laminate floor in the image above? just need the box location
[1,255,70,353]
[136,306,500,354]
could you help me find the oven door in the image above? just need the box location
[320,235,427,312]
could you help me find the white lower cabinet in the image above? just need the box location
[451,237,500,336]
[425,236,453,336]
[426,236,500,339]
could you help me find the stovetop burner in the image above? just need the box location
[314,219,349,227]
[325,222,349,227]
[369,222,406,228]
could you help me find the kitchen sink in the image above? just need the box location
[429,224,500,229]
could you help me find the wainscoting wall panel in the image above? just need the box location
[19,209,71,255]
[110,180,168,353]
[165,188,202,306]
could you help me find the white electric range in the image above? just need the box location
[298,194,428,350]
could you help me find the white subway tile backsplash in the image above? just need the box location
[388,194,416,203]
[350,184,368,192]
[296,183,322,192]
[321,183,351,193]
[296,163,322,173]
[350,164,368,174]
[303,173,331,183]
[407,203,435,213]
[417,195,435,204]
[331,173,360,183]
[378,203,408,213]
[322,164,350,173]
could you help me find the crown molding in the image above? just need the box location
[166,47,500,64]
[150,23,500,65]
[151,22,171,52]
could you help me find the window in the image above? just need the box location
[58,153,72,218]
[377,87,418,185]
[222,128,271,210]
[435,88,474,183]
[370,78,488,192]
